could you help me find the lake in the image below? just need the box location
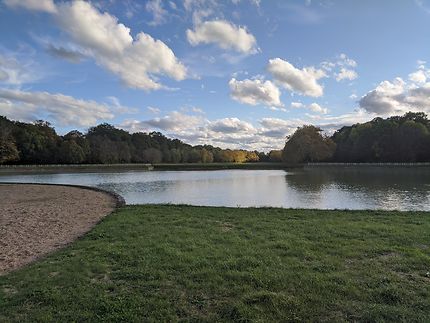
[1,167,430,210]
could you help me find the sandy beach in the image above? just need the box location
[0,184,117,274]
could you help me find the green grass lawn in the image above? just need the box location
[1,205,429,322]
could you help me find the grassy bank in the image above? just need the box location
[0,163,154,174]
[0,162,296,174]
[1,205,429,321]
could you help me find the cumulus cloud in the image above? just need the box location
[4,0,57,13]
[8,0,187,91]
[55,1,187,90]
[0,88,114,127]
[209,118,255,133]
[229,78,283,107]
[359,75,430,116]
[187,20,258,54]
[56,1,132,56]
[267,58,326,97]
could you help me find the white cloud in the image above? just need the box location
[146,0,168,26]
[229,78,283,107]
[290,101,328,114]
[187,20,258,54]
[306,109,375,134]
[142,111,205,132]
[409,69,428,84]
[290,102,304,109]
[258,117,298,138]
[209,118,255,133]
[0,88,114,127]
[120,109,373,151]
[267,58,326,97]
[56,1,132,56]
[338,53,357,67]
[321,61,335,72]
[119,112,303,151]
[359,76,430,115]
[232,0,261,6]
[8,0,187,91]
[55,1,187,90]
[321,53,358,82]
[335,68,358,82]
[308,103,328,114]
[4,0,56,13]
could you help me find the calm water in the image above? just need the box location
[1,167,430,210]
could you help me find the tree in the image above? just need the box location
[268,150,282,162]
[200,148,214,163]
[282,125,336,163]
[332,112,430,162]
[0,117,19,164]
[142,148,162,163]
[58,140,85,164]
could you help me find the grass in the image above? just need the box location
[1,205,429,322]
[0,163,154,174]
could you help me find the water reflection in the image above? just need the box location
[1,168,430,210]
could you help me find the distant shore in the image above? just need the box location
[3,162,430,174]
[0,162,295,173]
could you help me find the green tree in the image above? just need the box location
[282,125,336,163]
[58,140,85,164]
[268,150,282,162]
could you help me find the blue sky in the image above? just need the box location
[1,0,430,151]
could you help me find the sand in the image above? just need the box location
[0,184,118,274]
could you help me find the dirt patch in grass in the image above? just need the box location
[0,184,117,274]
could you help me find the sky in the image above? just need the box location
[0,0,430,151]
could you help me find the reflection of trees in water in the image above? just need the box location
[285,170,333,193]
[286,167,430,208]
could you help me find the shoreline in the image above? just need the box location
[3,162,430,175]
[0,183,122,275]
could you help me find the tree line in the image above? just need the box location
[282,112,430,163]
[2,112,430,165]
[0,116,274,164]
